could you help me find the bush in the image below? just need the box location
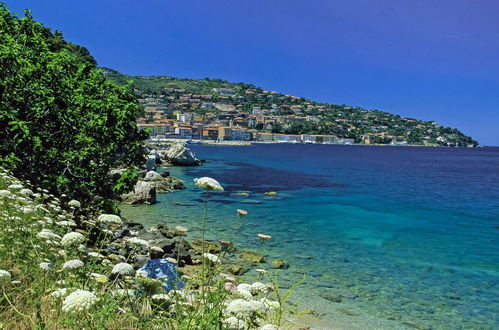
[0,5,147,212]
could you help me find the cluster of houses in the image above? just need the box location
[136,87,359,144]
[136,87,427,145]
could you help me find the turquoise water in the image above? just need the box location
[122,144,499,329]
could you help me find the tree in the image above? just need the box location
[0,5,147,212]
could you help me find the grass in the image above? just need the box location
[0,168,300,329]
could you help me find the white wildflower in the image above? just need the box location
[50,288,69,298]
[57,220,76,227]
[260,325,278,330]
[88,252,105,259]
[250,282,268,294]
[151,294,171,302]
[68,200,81,208]
[19,188,33,196]
[62,259,84,270]
[0,190,12,197]
[235,289,252,300]
[111,289,135,298]
[260,298,280,310]
[39,262,54,270]
[97,214,123,225]
[193,177,224,191]
[61,232,85,247]
[248,300,266,314]
[112,263,135,276]
[21,206,34,214]
[8,184,23,190]
[225,299,254,318]
[203,253,221,263]
[62,290,96,313]
[0,270,12,283]
[223,316,248,330]
[236,283,251,292]
[37,229,61,241]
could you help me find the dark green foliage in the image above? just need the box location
[0,5,147,211]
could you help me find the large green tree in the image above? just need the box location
[0,5,147,211]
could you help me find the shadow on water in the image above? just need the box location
[186,161,347,192]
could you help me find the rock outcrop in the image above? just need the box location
[120,171,185,205]
[142,170,185,193]
[163,142,201,166]
[120,181,157,205]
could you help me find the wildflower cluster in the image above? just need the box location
[0,170,291,329]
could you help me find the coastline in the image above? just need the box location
[147,138,478,148]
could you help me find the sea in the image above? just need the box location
[121,144,499,329]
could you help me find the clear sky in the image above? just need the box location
[8,0,499,145]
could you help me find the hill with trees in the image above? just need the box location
[104,68,478,147]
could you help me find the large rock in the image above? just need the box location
[142,170,185,193]
[120,181,156,205]
[145,155,157,171]
[164,142,201,166]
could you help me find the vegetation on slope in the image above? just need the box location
[0,5,147,212]
[103,70,478,147]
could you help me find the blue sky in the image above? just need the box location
[8,0,499,145]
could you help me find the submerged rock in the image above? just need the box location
[191,240,221,254]
[164,142,201,166]
[270,258,288,269]
[239,251,264,264]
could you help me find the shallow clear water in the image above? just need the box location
[122,144,499,329]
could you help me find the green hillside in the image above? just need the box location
[102,69,478,147]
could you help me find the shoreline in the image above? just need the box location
[147,138,479,148]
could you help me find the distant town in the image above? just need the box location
[137,88,356,144]
[104,69,478,147]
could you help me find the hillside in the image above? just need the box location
[103,68,478,147]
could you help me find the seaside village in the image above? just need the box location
[136,87,358,144]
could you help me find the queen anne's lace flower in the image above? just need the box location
[111,289,135,298]
[250,282,268,294]
[260,298,280,310]
[61,232,85,247]
[8,184,23,190]
[37,229,61,241]
[62,290,96,313]
[0,270,12,283]
[97,214,123,225]
[235,289,252,300]
[236,283,251,292]
[50,288,69,298]
[151,294,170,302]
[225,299,254,318]
[223,316,248,330]
[39,262,54,270]
[68,200,81,208]
[194,177,224,191]
[112,263,135,276]
[62,259,84,270]
[57,220,77,227]
[0,190,12,197]
[260,325,278,330]
[19,188,33,196]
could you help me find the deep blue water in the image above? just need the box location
[122,144,499,329]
